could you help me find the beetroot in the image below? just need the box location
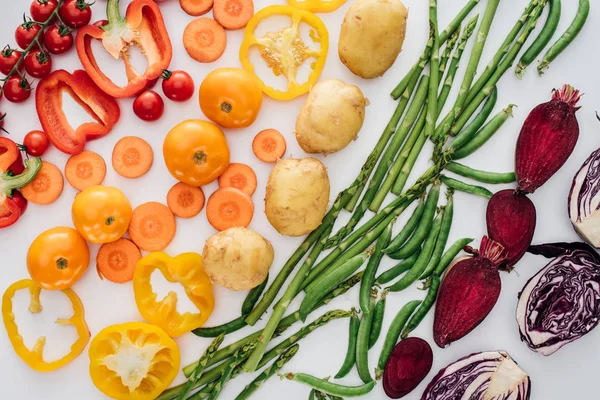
[433,236,505,348]
[486,189,537,269]
[383,337,433,399]
[515,84,582,193]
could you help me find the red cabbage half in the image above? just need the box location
[421,350,531,400]
[569,148,600,247]
[517,242,600,356]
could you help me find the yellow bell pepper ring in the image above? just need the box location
[239,5,329,101]
[133,252,215,337]
[288,0,348,13]
[2,279,90,372]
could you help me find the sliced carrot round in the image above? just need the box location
[96,238,141,283]
[206,187,254,231]
[167,182,205,219]
[21,161,64,205]
[183,18,227,63]
[252,129,286,163]
[180,0,214,16]
[213,0,254,30]
[218,163,257,196]
[112,136,154,179]
[129,202,176,252]
[65,151,106,191]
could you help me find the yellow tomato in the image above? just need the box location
[71,186,132,244]
[27,227,90,290]
[88,322,180,400]
[163,119,230,186]
[199,68,263,129]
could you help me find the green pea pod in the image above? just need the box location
[369,295,387,349]
[433,238,474,277]
[449,87,498,146]
[284,372,376,397]
[356,306,375,383]
[445,162,516,184]
[376,250,421,285]
[420,193,454,280]
[360,223,393,314]
[440,175,493,199]
[241,273,269,315]
[334,312,360,379]
[402,277,441,339]
[383,196,426,254]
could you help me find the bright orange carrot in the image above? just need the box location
[180,0,214,16]
[21,161,64,205]
[206,187,254,231]
[183,18,227,63]
[112,136,154,179]
[218,163,257,196]
[65,151,106,191]
[213,0,254,30]
[252,129,286,163]
[167,182,205,219]
[96,238,142,283]
[128,202,176,252]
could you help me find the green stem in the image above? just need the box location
[1,158,42,196]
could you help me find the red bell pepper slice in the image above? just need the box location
[75,0,172,98]
[36,69,121,155]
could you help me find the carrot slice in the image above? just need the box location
[180,0,214,16]
[167,182,205,219]
[65,150,106,191]
[213,0,254,30]
[206,187,254,231]
[21,161,64,205]
[183,18,227,63]
[218,163,257,196]
[252,129,286,163]
[128,202,176,252]
[112,136,154,179]
[96,238,142,283]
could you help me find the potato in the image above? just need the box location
[294,79,367,155]
[202,227,274,291]
[338,0,408,79]
[265,158,330,236]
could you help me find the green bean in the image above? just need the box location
[376,300,421,376]
[376,250,421,285]
[440,176,493,199]
[420,192,454,280]
[445,162,516,184]
[401,276,441,339]
[360,222,392,314]
[177,334,225,400]
[386,196,426,254]
[433,238,474,277]
[283,373,376,398]
[426,0,440,139]
[309,390,316,400]
[369,293,387,349]
[451,104,516,160]
[385,183,441,256]
[449,87,498,149]
[516,0,561,78]
[334,312,361,379]
[241,273,269,316]
[192,315,247,338]
[388,208,444,292]
[539,0,589,75]
[207,340,259,400]
[356,297,375,383]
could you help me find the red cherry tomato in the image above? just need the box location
[23,130,50,156]
[133,90,164,122]
[15,22,43,50]
[92,19,108,27]
[30,0,58,23]
[59,0,92,29]
[3,76,32,103]
[43,25,73,54]
[162,70,195,102]
[0,47,23,75]
[24,51,52,79]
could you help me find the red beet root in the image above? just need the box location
[486,189,537,269]
[433,237,505,348]
[383,337,433,399]
[515,84,582,193]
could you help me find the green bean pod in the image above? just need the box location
[356,301,375,383]
[369,294,387,349]
[402,277,441,339]
[387,196,426,254]
[283,373,376,397]
[450,87,497,146]
[420,193,454,280]
[440,176,493,199]
[376,250,421,285]
[334,312,361,379]
[192,315,247,338]
[445,162,516,184]
[241,273,269,315]
[360,223,393,314]
[309,390,316,400]
[433,238,474,277]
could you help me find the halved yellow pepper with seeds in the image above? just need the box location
[288,0,348,13]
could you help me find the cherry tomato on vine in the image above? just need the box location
[133,90,164,122]
[59,0,93,29]
[30,0,58,23]
[162,70,195,102]
[23,130,50,156]
[24,51,52,78]
[3,76,32,103]
[15,20,43,50]
[44,25,73,54]
[0,47,23,75]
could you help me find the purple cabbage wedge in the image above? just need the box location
[569,148,600,248]
[517,242,600,356]
[421,350,531,400]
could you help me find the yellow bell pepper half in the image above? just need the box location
[1,279,90,372]
[288,0,348,13]
[239,5,329,101]
[133,252,214,337]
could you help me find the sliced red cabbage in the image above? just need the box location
[569,148,600,247]
[421,351,530,400]
[518,242,600,356]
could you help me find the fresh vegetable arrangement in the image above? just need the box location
[0,0,596,399]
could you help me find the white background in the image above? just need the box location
[0,0,598,399]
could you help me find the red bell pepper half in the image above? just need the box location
[36,69,121,155]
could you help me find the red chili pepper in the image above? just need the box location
[35,69,121,155]
[75,0,172,98]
